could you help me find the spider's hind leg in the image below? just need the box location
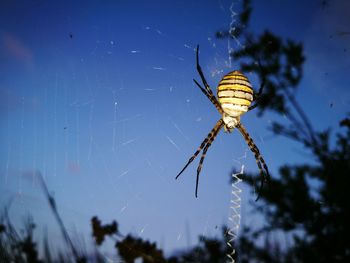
[236,123,270,201]
[176,119,224,198]
[194,120,223,197]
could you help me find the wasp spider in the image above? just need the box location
[176,45,270,200]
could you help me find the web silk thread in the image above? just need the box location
[227,1,244,68]
[226,165,244,263]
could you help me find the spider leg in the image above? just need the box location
[236,123,270,201]
[175,119,223,180]
[196,45,213,95]
[193,79,223,114]
[255,77,266,99]
[248,77,266,111]
[195,45,223,114]
[195,120,223,197]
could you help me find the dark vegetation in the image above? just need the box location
[1,0,349,262]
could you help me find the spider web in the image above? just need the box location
[0,0,266,260]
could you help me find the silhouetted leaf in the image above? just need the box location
[91,216,118,246]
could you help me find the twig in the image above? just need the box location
[37,172,82,262]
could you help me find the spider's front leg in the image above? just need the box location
[248,78,266,112]
[194,45,223,114]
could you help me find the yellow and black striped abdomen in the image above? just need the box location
[217,70,253,117]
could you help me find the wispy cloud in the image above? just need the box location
[2,33,33,64]
[0,87,38,114]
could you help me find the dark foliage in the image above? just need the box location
[241,118,350,263]
[116,235,167,263]
[91,216,118,245]
[0,214,43,263]
[90,216,170,262]
[216,0,350,262]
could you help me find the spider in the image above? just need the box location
[175,45,270,201]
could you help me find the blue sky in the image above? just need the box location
[0,0,349,257]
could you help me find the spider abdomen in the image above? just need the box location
[217,70,253,117]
